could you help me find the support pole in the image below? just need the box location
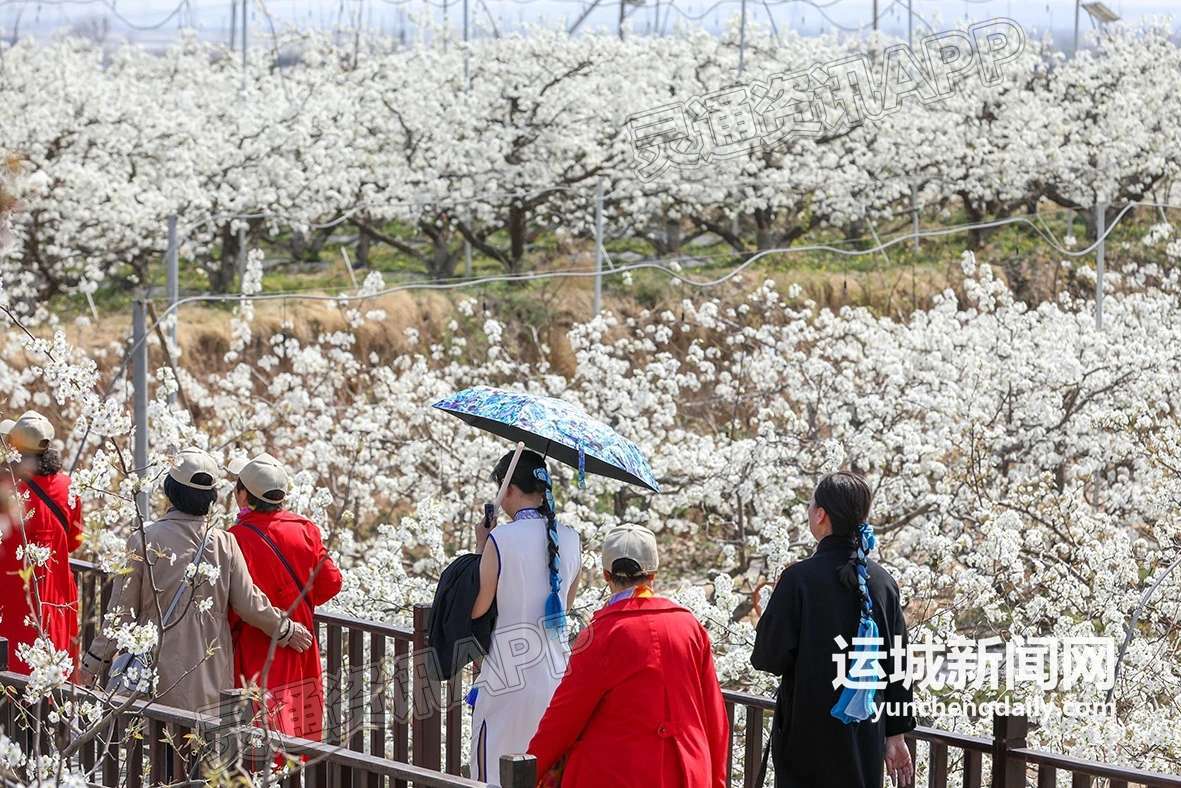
[132,299,150,521]
[463,0,472,273]
[241,0,248,94]
[872,0,878,31]
[737,0,747,75]
[617,0,625,40]
[907,0,912,48]
[910,184,919,252]
[1095,201,1105,331]
[464,230,473,277]
[165,214,179,349]
[462,0,470,90]
[237,225,247,283]
[1073,0,1080,55]
[593,179,604,316]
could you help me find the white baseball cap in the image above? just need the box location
[602,524,659,575]
[0,411,55,453]
[238,452,290,502]
[168,447,220,490]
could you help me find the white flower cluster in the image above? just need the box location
[13,637,72,702]
[4,215,1181,773]
[15,542,52,567]
[2,23,1181,318]
[112,622,159,656]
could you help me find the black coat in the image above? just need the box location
[428,553,497,680]
[751,535,915,788]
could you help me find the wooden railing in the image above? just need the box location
[67,559,1181,788]
[718,685,1181,788]
[0,638,534,788]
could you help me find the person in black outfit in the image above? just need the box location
[751,471,915,788]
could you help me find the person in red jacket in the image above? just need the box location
[228,453,342,742]
[528,525,729,788]
[0,411,83,675]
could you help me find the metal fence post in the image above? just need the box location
[499,754,537,788]
[990,713,1027,788]
[593,179,604,316]
[1095,201,1105,331]
[132,298,150,521]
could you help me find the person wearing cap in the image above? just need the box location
[0,410,84,675]
[228,452,343,742]
[80,448,314,712]
[527,524,729,788]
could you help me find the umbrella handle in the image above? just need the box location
[488,441,525,526]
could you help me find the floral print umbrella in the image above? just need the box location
[432,385,660,493]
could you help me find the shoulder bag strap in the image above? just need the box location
[23,477,71,536]
[162,526,215,627]
[238,522,314,615]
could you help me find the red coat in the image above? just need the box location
[0,473,83,674]
[229,509,342,741]
[528,595,729,788]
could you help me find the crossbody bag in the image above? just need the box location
[107,526,215,693]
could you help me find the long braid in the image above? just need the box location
[814,471,880,725]
[534,467,565,633]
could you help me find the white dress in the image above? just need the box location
[470,508,581,786]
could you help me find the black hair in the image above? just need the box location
[164,474,218,517]
[235,479,283,513]
[813,471,873,598]
[608,557,654,588]
[32,449,62,477]
[493,449,564,630]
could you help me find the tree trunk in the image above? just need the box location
[755,207,774,250]
[210,223,241,293]
[508,204,526,271]
[663,218,682,254]
[356,225,371,268]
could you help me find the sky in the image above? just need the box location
[0,0,1176,50]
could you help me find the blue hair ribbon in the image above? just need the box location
[831,522,880,725]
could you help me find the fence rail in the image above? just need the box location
[58,559,1181,788]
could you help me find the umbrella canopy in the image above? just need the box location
[432,386,660,493]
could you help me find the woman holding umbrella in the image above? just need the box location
[432,385,662,786]
[468,449,582,786]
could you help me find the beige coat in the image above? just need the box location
[82,509,290,713]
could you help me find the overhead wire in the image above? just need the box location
[115,198,1169,364]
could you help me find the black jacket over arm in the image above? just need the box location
[751,535,915,788]
[428,553,497,680]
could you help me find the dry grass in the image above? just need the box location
[39,242,1074,380]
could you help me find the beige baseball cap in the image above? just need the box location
[238,453,290,502]
[602,524,659,575]
[225,454,250,478]
[0,411,55,453]
[168,447,220,490]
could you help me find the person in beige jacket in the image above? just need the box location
[80,447,313,712]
